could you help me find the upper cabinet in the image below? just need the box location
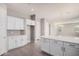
[15,18,24,30]
[8,16,24,30]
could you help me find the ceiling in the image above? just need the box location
[7,3,79,22]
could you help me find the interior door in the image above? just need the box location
[0,5,7,55]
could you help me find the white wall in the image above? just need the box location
[25,25,30,43]
[35,19,41,42]
[35,18,51,42]
[44,20,50,36]
[0,4,7,55]
[51,18,79,36]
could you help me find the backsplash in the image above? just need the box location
[7,30,25,36]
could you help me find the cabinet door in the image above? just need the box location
[50,40,63,56]
[8,37,15,50]
[20,37,24,46]
[8,16,16,29]
[15,37,22,48]
[49,39,55,55]
[15,37,19,48]
[8,16,24,30]
[15,18,24,30]
[22,36,27,45]
[41,38,50,54]
[20,19,24,29]
[53,40,64,56]
[64,42,79,56]
[49,40,55,55]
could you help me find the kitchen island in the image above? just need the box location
[40,36,79,56]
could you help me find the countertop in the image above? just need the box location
[41,35,79,44]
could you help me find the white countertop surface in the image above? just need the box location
[41,35,79,44]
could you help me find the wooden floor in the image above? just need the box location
[3,42,50,56]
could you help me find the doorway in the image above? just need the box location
[30,25,35,43]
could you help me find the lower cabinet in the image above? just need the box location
[8,37,15,50]
[50,39,64,56]
[41,38,79,56]
[22,36,28,45]
[15,37,22,48]
[64,42,79,56]
[8,36,28,50]
[41,38,50,54]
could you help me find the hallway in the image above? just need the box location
[3,43,50,56]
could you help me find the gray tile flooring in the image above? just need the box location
[3,42,50,56]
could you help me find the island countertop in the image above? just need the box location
[41,35,79,44]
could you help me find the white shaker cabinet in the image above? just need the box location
[50,40,63,56]
[7,16,16,29]
[10,36,23,48]
[40,38,63,55]
[8,37,16,50]
[64,42,79,56]
[8,36,20,50]
[49,39,55,55]
[15,18,24,30]
[8,16,24,30]
[40,38,50,54]
[8,36,28,50]
[22,36,27,45]
[41,38,79,56]
[15,37,21,48]
[19,36,24,47]
[53,40,63,56]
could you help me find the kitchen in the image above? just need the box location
[0,3,79,56]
